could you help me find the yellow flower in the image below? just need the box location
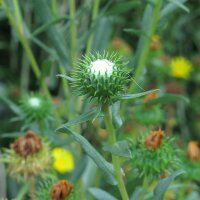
[170,57,192,79]
[52,147,75,173]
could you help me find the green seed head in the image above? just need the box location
[72,52,129,105]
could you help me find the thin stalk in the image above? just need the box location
[121,0,162,113]
[104,108,129,200]
[69,0,77,67]
[2,0,41,79]
[51,0,58,16]
[86,0,100,55]
[129,0,162,93]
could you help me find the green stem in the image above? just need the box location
[129,0,162,93]
[104,108,129,200]
[69,0,77,67]
[3,0,41,79]
[121,0,162,114]
[86,0,100,55]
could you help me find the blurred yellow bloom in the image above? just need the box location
[52,147,75,173]
[170,57,192,79]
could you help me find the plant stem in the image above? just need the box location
[129,0,162,93]
[104,108,129,200]
[86,0,100,55]
[69,0,77,67]
[121,0,162,114]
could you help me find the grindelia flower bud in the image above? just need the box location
[145,128,164,150]
[187,141,200,162]
[72,52,129,105]
[51,180,73,200]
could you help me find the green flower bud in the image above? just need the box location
[72,52,129,105]
[20,93,52,122]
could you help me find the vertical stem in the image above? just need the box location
[30,178,36,200]
[69,0,77,67]
[121,0,162,114]
[129,0,163,93]
[104,108,129,200]
[86,0,100,55]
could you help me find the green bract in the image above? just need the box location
[72,52,129,105]
[20,93,52,122]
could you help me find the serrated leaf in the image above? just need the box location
[153,170,185,200]
[57,127,117,185]
[89,188,118,200]
[119,89,159,100]
[56,107,101,131]
[145,94,189,105]
[103,141,132,158]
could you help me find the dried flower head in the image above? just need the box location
[187,141,200,162]
[51,180,73,200]
[145,129,164,150]
[2,131,52,181]
[72,52,129,105]
[12,130,42,158]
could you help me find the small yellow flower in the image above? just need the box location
[170,57,192,79]
[52,147,75,173]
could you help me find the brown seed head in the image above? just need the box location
[145,129,164,150]
[187,141,200,162]
[12,130,42,158]
[51,180,73,200]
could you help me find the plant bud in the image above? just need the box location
[187,141,200,162]
[51,180,73,200]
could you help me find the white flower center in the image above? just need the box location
[90,59,114,77]
[29,97,40,108]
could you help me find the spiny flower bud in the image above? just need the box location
[187,141,200,162]
[12,130,42,158]
[72,52,129,105]
[145,129,164,150]
[20,93,52,122]
[51,180,73,200]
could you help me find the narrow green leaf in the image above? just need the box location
[168,0,189,13]
[145,94,189,105]
[0,96,24,116]
[16,182,31,200]
[56,107,101,132]
[103,141,132,158]
[57,127,117,185]
[56,74,76,82]
[154,170,185,200]
[89,188,118,200]
[119,89,159,100]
